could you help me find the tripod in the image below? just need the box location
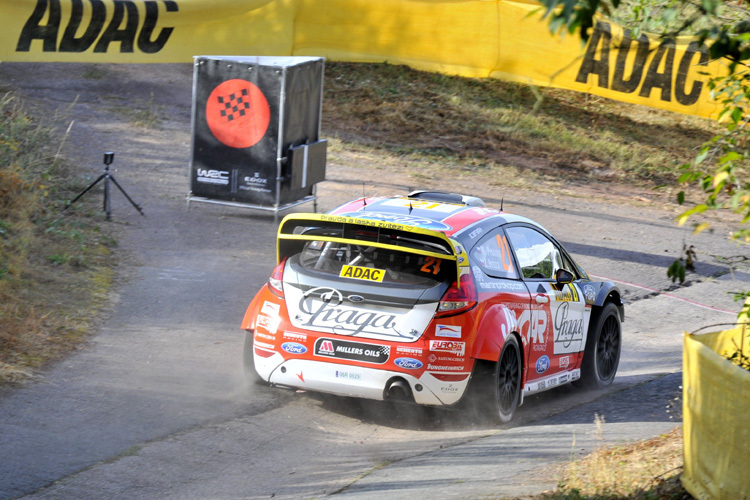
[65,152,144,220]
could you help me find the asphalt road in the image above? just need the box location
[0,63,747,500]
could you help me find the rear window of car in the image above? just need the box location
[469,228,520,280]
[294,237,450,287]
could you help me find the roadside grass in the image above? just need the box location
[0,92,116,384]
[323,62,719,189]
[535,417,688,500]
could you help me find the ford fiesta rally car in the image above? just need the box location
[241,191,624,422]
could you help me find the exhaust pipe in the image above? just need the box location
[384,378,414,402]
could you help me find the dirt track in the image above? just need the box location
[0,62,747,499]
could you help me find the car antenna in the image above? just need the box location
[409,201,413,214]
[362,183,367,208]
[500,198,504,211]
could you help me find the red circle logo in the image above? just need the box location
[205,79,271,149]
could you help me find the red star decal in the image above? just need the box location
[297,372,305,383]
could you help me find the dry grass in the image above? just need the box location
[0,93,116,383]
[323,62,719,188]
[538,418,689,500]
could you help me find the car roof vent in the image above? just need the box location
[407,190,485,207]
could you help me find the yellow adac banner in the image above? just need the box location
[682,324,750,500]
[0,0,726,118]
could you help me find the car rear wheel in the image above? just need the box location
[576,302,621,388]
[467,335,522,424]
[243,331,264,384]
[494,335,522,423]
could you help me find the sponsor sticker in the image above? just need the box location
[559,355,570,369]
[583,285,597,303]
[256,314,280,334]
[255,332,275,341]
[339,265,385,283]
[261,301,280,316]
[254,340,275,350]
[429,340,465,356]
[283,331,308,342]
[314,338,390,364]
[281,342,307,355]
[536,355,550,374]
[396,346,423,355]
[427,364,465,371]
[435,325,462,338]
[394,357,423,370]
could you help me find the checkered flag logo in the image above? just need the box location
[217,88,251,123]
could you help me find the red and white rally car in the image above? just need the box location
[241,191,624,422]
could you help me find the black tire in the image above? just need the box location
[242,330,264,385]
[576,302,621,389]
[467,335,522,424]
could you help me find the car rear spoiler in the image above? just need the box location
[277,213,462,284]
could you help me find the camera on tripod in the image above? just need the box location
[64,151,144,220]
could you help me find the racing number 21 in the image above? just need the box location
[496,235,514,272]
[421,257,442,275]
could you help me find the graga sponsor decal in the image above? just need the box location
[314,338,390,364]
[577,21,709,106]
[16,0,178,55]
[299,287,401,337]
[429,340,465,356]
[281,342,307,355]
[196,169,229,185]
[394,358,423,370]
[339,265,385,283]
[536,355,550,374]
[554,302,584,353]
[435,325,461,338]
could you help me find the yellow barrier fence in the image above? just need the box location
[0,0,728,118]
[683,321,750,499]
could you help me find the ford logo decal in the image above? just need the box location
[536,355,550,374]
[394,357,423,370]
[347,294,365,303]
[281,342,307,355]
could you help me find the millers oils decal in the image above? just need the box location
[314,338,390,364]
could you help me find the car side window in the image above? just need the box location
[469,228,519,279]
[505,226,565,280]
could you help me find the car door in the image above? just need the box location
[505,225,589,386]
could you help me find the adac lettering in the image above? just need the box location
[576,22,709,106]
[16,0,178,54]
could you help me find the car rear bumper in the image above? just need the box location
[255,349,470,406]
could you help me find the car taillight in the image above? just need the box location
[436,273,477,317]
[268,258,287,298]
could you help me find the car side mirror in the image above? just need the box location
[556,268,574,284]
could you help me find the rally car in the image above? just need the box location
[241,191,624,423]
